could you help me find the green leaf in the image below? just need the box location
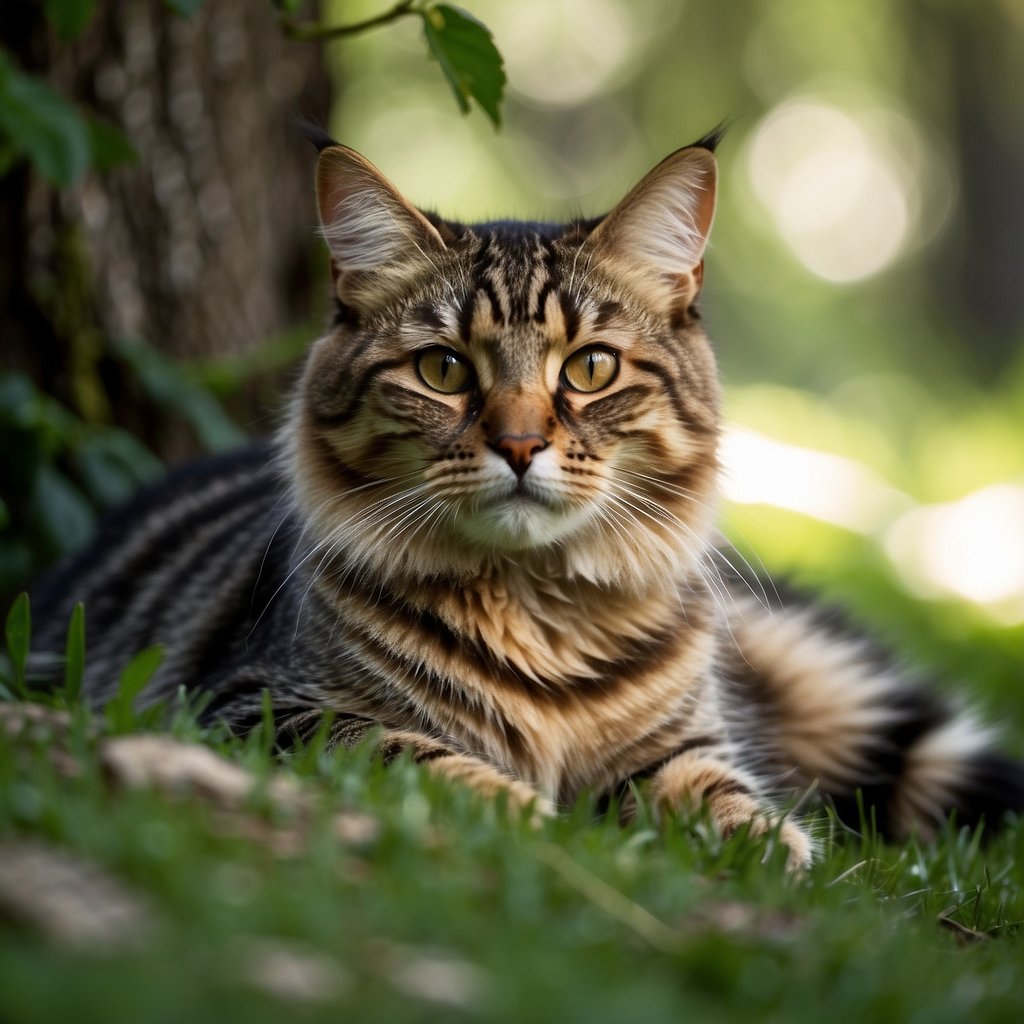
[106,645,164,731]
[44,0,97,40]
[5,592,31,697]
[75,430,163,509]
[118,645,163,702]
[259,688,276,758]
[111,337,245,452]
[0,51,91,186]
[0,372,36,424]
[421,4,506,128]
[163,0,205,17]
[87,117,137,172]
[74,440,141,508]
[34,396,88,451]
[63,602,86,703]
[30,463,96,557]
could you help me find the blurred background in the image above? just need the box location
[2,0,1022,716]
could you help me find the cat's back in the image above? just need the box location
[32,442,297,704]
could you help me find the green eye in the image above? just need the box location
[561,347,619,393]
[416,347,474,394]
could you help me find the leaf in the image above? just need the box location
[0,372,36,425]
[74,430,162,509]
[44,0,97,40]
[0,52,91,186]
[421,4,506,128]
[0,371,79,447]
[5,593,31,697]
[87,117,137,172]
[63,602,86,703]
[30,463,96,558]
[118,646,164,703]
[74,441,139,509]
[106,645,164,731]
[163,0,205,17]
[111,337,245,452]
[258,688,276,759]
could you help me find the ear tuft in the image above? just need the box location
[586,145,718,300]
[299,119,339,153]
[689,122,727,154]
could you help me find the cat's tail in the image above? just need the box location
[723,595,1024,839]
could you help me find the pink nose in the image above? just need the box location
[488,434,549,478]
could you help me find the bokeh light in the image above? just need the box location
[745,99,939,282]
[720,427,910,533]
[885,485,1024,625]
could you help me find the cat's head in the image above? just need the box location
[286,136,722,590]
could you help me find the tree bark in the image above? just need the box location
[903,1,1024,378]
[2,0,330,458]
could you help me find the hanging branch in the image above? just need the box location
[277,1,419,43]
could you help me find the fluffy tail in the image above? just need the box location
[724,595,1024,839]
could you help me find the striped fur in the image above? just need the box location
[32,136,1024,868]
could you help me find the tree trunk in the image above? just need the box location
[903,1,1024,378]
[2,0,330,458]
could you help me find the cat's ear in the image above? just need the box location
[316,145,447,311]
[584,144,717,313]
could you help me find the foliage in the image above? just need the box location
[0,335,249,602]
[108,338,245,453]
[1,1,503,184]
[0,48,137,186]
[1,1,504,187]
[421,4,506,127]
[0,371,155,603]
[62,601,85,703]
[3,594,30,700]
[0,347,245,604]
[280,1,506,128]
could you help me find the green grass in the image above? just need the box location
[1,696,1023,1022]
[2,580,1023,1024]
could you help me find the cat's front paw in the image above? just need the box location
[503,779,557,829]
[699,799,814,872]
[775,819,814,872]
[651,754,814,871]
[741,815,814,873]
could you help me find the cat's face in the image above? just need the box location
[289,143,721,588]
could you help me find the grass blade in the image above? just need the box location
[105,645,164,732]
[63,601,86,703]
[5,592,30,698]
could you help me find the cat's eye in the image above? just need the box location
[561,347,619,393]
[416,347,474,394]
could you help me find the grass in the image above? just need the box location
[2,584,1023,1024]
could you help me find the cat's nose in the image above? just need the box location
[488,434,549,478]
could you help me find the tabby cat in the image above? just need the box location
[32,129,1024,868]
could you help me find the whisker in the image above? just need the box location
[253,472,436,637]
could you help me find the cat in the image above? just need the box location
[31,128,1024,869]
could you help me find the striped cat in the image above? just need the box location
[32,130,1024,868]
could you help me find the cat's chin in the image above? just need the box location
[455,495,586,553]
